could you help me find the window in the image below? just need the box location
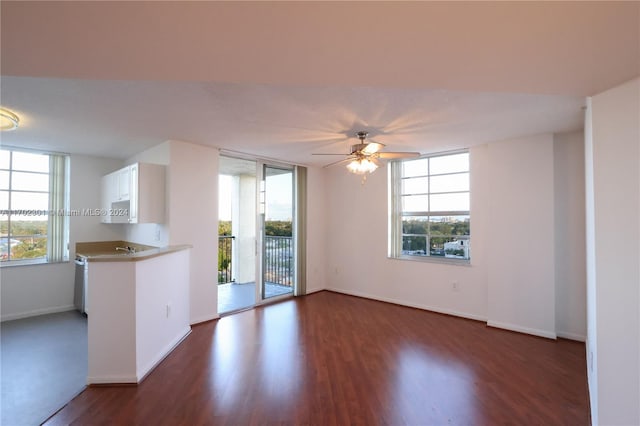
[389,150,470,262]
[0,148,69,264]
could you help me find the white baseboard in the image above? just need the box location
[326,287,487,322]
[1,305,76,322]
[556,331,586,342]
[136,326,191,382]
[304,287,324,295]
[190,313,219,325]
[87,327,192,385]
[327,288,564,341]
[87,375,137,385]
[487,320,557,340]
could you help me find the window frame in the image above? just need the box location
[388,149,471,265]
[0,148,69,266]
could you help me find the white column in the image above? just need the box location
[236,174,256,284]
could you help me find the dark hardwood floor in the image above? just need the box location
[45,291,589,425]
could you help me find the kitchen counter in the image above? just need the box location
[76,240,191,262]
[82,241,192,385]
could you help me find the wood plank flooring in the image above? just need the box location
[45,291,589,425]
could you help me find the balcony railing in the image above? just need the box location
[264,236,293,287]
[217,235,293,287]
[218,236,234,284]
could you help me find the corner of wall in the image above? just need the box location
[167,141,219,324]
[552,130,587,342]
[306,165,328,293]
[588,77,640,425]
[485,134,556,338]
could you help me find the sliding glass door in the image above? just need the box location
[217,156,258,314]
[259,164,295,301]
[217,157,301,315]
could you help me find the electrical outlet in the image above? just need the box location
[452,281,459,292]
[166,303,171,318]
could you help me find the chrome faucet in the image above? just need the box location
[115,246,136,254]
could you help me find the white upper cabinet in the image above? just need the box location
[100,171,117,224]
[129,163,138,223]
[117,167,131,201]
[101,163,165,224]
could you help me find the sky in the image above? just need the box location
[219,172,293,222]
[218,175,232,221]
[1,150,50,220]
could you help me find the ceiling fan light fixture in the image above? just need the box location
[346,158,378,174]
[0,108,19,131]
[315,130,419,179]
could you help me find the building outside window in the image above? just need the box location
[389,150,470,262]
[0,148,69,264]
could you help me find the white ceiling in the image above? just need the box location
[1,77,587,164]
[1,2,637,166]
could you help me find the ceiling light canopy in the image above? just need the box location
[0,108,20,131]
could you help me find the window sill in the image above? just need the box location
[0,259,70,268]
[389,255,472,267]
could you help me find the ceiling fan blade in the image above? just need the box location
[322,156,356,168]
[312,153,351,156]
[362,142,385,155]
[377,152,421,159]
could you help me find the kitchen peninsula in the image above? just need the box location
[76,241,191,385]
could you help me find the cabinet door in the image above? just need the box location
[129,164,138,223]
[118,167,130,201]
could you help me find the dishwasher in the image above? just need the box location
[74,255,88,314]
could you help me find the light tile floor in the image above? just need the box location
[217,282,292,314]
[1,310,87,426]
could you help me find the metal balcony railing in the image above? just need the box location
[218,236,234,284]
[264,236,293,287]
[218,235,294,287]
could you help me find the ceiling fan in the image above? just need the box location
[313,131,420,175]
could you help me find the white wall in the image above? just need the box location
[1,154,124,321]
[325,144,488,321]
[305,166,327,294]
[554,131,587,341]
[168,140,219,324]
[325,132,586,339]
[135,249,190,381]
[586,77,639,426]
[87,260,136,383]
[486,135,556,338]
[584,97,599,422]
